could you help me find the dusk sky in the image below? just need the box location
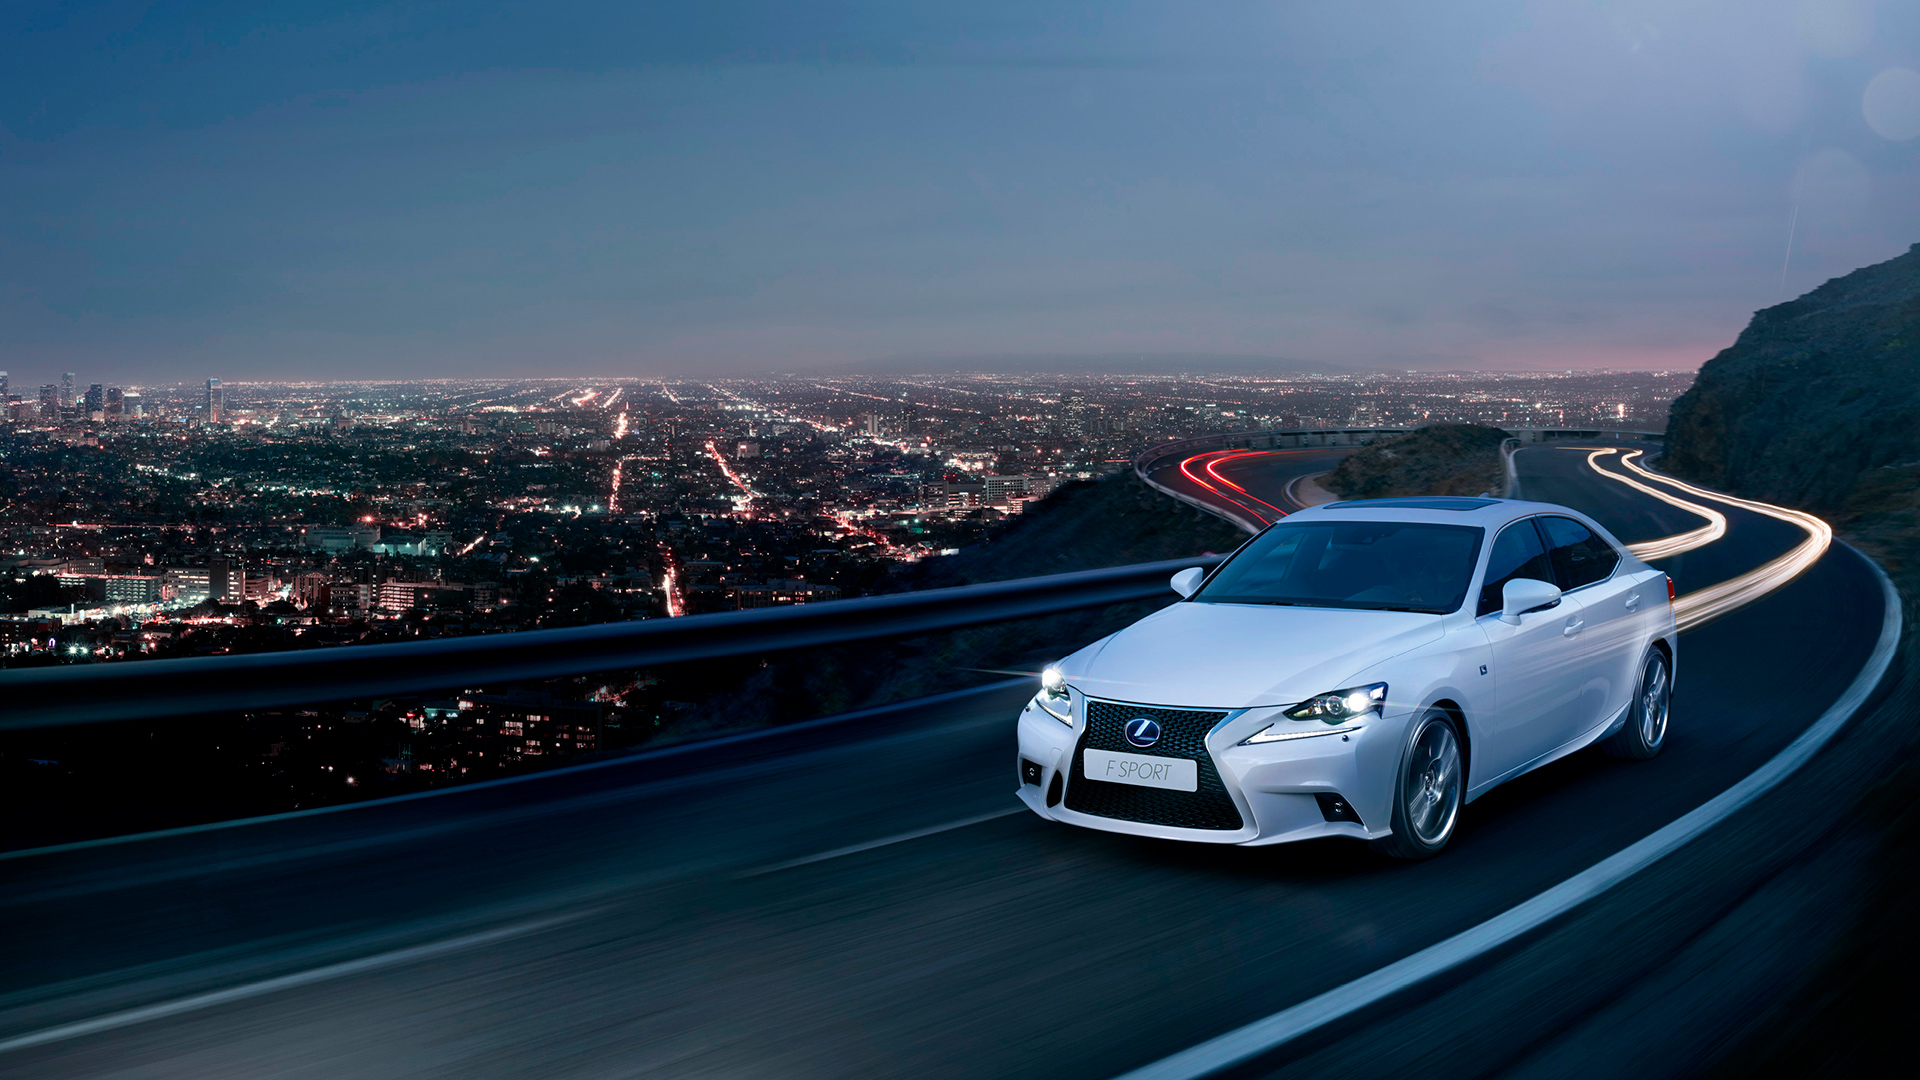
[3,1,1918,386]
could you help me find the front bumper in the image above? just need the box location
[1016,695,1407,845]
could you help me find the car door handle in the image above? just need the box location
[1624,594,1641,612]
[1562,618,1585,637]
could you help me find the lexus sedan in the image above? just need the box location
[1014,496,1677,858]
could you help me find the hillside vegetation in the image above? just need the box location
[1666,242,1920,513]
[1322,423,1512,499]
[1661,244,1920,1075]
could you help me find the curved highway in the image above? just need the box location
[1147,446,1351,526]
[0,445,1889,1079]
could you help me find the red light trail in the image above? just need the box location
[1177,449,1300,525]
[706,440,754,503]
[660,552,685,618]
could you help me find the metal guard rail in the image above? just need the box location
[0,555,1226,731]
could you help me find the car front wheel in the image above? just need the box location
[1371,708,1464,860]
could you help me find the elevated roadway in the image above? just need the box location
[0,447,1891,1079]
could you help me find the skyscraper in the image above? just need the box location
[39,385,59,419]
[0,371,9,400]
[84,384,105,417]
[205,378,223,423]
[105,387,123,416]
[120,390,143,418]
[60,372,75,407]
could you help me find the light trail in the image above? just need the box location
[1584,449,1727,560]
[608,457,630,514]
[1202,451,1292,519]
[600,387,623,411]
[612,411,629,441]
[1176,449,1313,526]
[660,555,685,618]
[454,534,487,557]
[658,382,682,406]
[571,390,599,408]
[705,440,755,503]
[1582,449,1831,632]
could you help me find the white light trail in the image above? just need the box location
[1585,449,1832,632]
[601,387,623,411]
[612,411,629,441]
[1585,449,1726,560]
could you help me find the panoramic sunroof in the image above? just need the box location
[1323,497,1500,511]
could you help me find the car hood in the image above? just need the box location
[1063,601,1445,710]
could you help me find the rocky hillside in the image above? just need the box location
[1660,244,1920,1074]
[1665,242,1920,511]
[1322,423,1512,499]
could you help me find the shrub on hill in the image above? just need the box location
[1322,423,1512,500]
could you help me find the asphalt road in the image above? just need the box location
[1142,446,1350,526]
[0,446,1886,1079]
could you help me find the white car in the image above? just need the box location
[1015,496,1677,858]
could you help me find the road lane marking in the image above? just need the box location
[1113,544,1897,1080]
[1584,449,1728,560]
[0,912,593,1055]
[739,807,1025,877]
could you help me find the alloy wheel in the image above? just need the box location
[1640,654,1670,748]
[1405,718,1462,846]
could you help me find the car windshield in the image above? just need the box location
[1192,520,1484,614]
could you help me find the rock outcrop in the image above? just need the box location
[1665,243,1920,510]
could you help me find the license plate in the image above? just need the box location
[1083,748,1198,792]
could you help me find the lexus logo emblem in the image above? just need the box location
[1124,717,1162,748]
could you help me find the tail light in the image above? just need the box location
[1666,575,1676,603]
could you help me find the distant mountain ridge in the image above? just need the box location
[1664,243,1920,510]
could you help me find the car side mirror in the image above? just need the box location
[1501,578,1561,623]
[1170,567,1207,599]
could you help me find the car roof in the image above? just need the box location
[1283,497,1592,529]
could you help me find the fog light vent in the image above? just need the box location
[1315,792,1362,825]
[1021,758,1044,786]
[1046,771,1064,807]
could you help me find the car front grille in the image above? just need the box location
[1064,700,1244,831]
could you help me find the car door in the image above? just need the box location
[1475,518,1590,787]
[1537,515,1638,731]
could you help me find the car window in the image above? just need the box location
[1478,519,1555,617]
[1539,515,1620,590]
[1193,520,1483,614]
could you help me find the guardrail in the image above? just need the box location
[0,555,1225,732]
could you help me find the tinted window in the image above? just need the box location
[1539,516,1620,590]
[1478,519,1555,616]
[1194,520,1484,614]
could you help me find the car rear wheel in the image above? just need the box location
[1371,709,1463,861]
[1602,646,1670,760]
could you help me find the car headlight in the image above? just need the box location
[1037,665,1073,725]
[1241,683,1385,744]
